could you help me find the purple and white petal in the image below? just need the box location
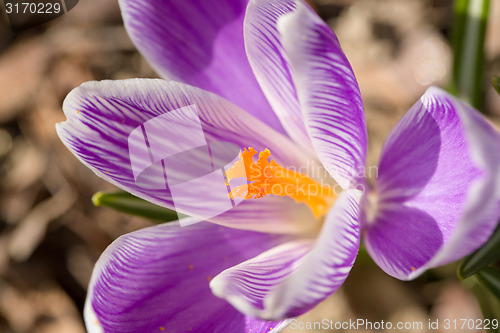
[57,79,315,234]
[119,0,285,133]
[85,219,290,333]
[244,0,311,150]
[212,196,321,236]
[362,201,444,280]
[210,189,361,320]
[245,0,367,188]
[364,87,500,280]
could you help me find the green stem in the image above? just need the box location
[493,76,500,95]
[92,191,179,223]
[450,0,490,110]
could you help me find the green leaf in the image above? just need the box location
[476,267,500,300]
[459,224,500,279]
[465,276,500,332]
[450,0,490,110]
[493,76,500,95]
[92,191,179,223]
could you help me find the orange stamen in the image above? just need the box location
[226,147,337,218]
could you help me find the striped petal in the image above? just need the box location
[244,0,310,149]
[210,189,361,319]
[56,79,316,234]
[244,0,367,188]
[364,87,500,280]
[85,220,289,333]
[119,0,285,133]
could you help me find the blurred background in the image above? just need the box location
[0,0,499,332]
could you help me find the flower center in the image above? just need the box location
[225,147,337,218]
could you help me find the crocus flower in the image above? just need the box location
[57,0,500,332]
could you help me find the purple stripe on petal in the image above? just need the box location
[210,189,361,320]
[365,87,500,280]
[212,241,314,316]
[85,220,289,333]
[119,0,286,133]
[57,79,313,234]
[276,1,367,188]
[244,0,312,150]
